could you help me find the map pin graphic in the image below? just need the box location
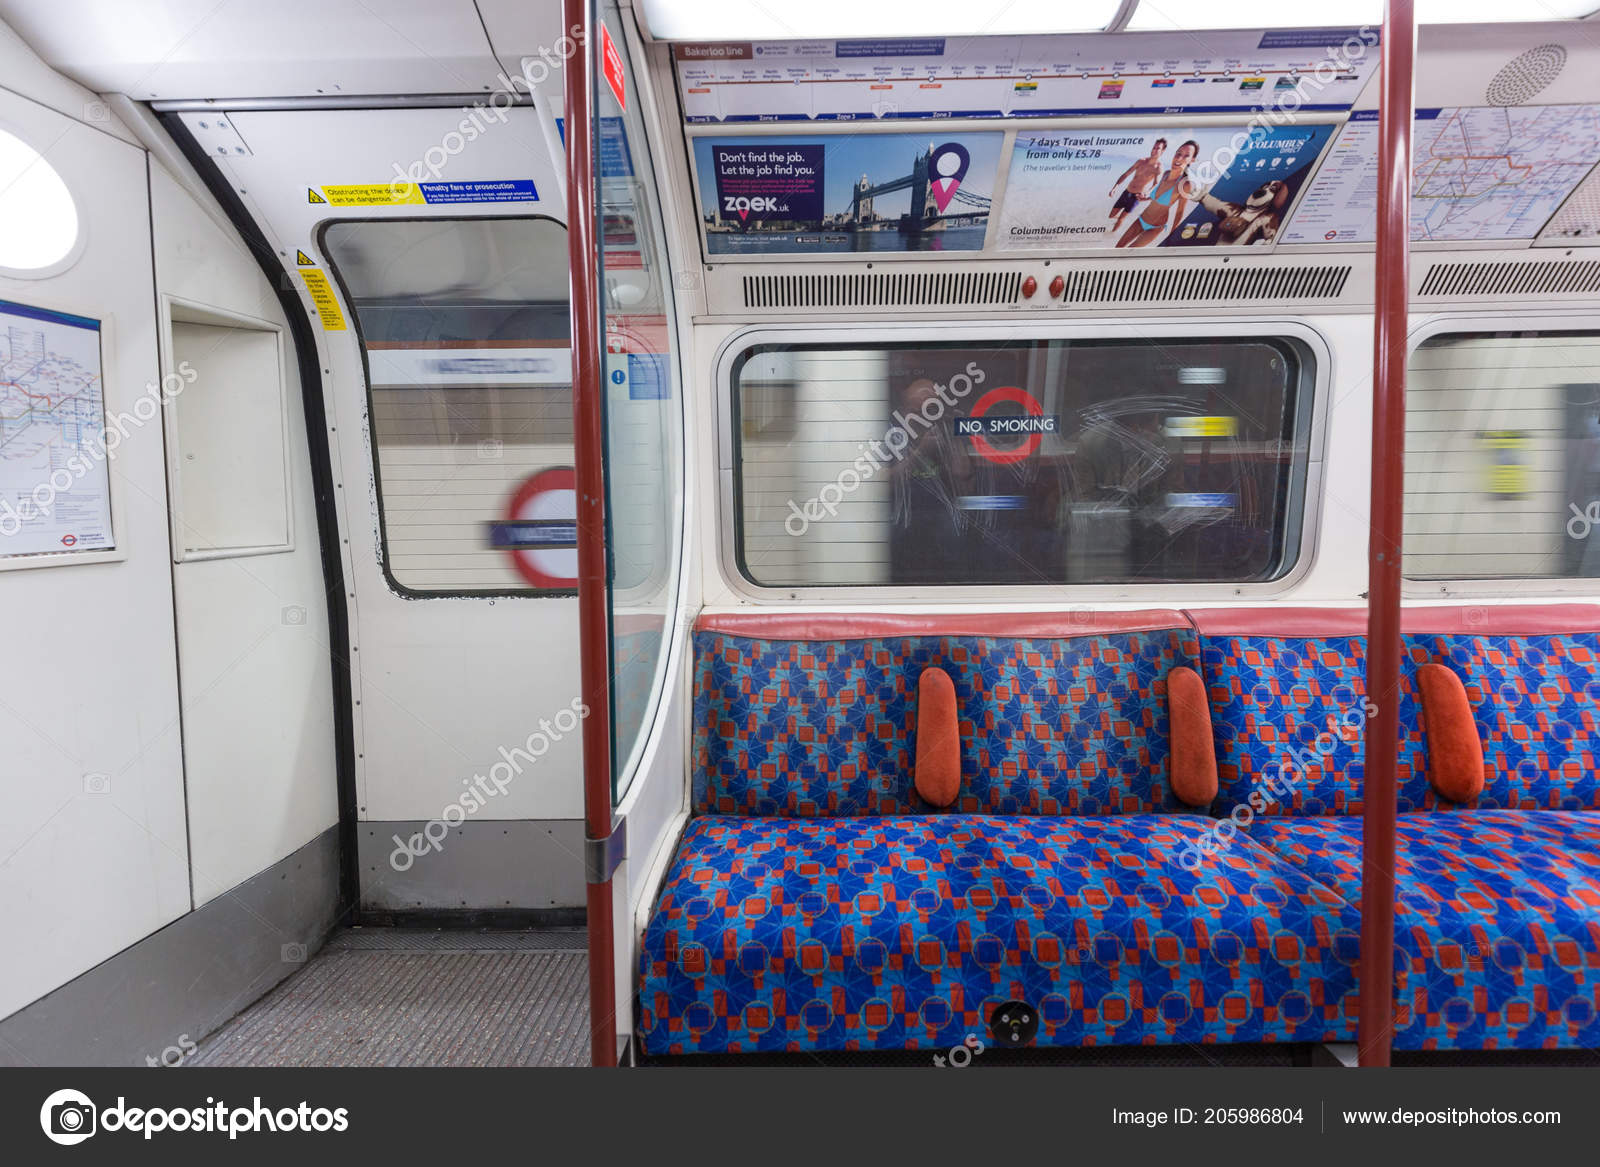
[928,142,971,214]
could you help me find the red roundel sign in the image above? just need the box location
[502,467,578,589]
[967,386,1047,465]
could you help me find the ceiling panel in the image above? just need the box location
[0,0,507,99]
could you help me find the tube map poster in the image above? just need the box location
[0,300,113,557]
[997,122,1335,249]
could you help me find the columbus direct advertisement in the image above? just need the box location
[996,122,1335,250]
[693,131,1002,255]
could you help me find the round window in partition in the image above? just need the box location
[0,128,81,276]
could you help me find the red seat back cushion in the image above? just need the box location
[1416,662,1486,804]
[1167,666,1218,807]
[914,666,961,808]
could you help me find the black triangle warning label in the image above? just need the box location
[307,188,326,204]
[296,250,314,266]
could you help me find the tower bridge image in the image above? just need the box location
[847,143,991,233]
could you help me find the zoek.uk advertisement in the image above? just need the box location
[997,122,1335,250]
[693,132,1002,255]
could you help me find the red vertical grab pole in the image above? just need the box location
[1359,0,1415,1068]
[563,0,619,1068]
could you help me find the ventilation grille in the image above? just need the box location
[1058,264,1351,304]
[742,271,1021,309]
[1418,259,1600,299]
[740,264,1351,309]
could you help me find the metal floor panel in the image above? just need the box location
[186,930,589,1067]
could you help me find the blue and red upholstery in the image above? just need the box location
[1402,610,1600,811]
[1201,605,1600,1051]
[693,611,1200,817]
[639,814,1360,1054]
[1193,607,1431,815]
[1248,812,1600,1049]
[641,603,1600,1055]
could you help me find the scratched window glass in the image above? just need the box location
[323,217,573,594]
[732,337,1314,587]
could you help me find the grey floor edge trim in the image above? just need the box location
[358,819,585,911]
[0,825,342,1067]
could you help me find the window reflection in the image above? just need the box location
[736,338,1310,587]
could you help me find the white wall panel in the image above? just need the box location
[149,164,340,906]
[0,83,188,1019]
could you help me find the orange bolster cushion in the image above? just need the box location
[914,666,961,809]
[1417,662,1486,804]
[1167,666,1218,808]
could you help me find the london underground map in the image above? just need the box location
[0,300,113,556]
[1284,103,1600,243]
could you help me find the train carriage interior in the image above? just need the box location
[7,0,1600,1083]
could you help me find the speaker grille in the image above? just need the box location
[1417,259,1600,298]
[1486,44,1567,106]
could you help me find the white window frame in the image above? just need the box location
[713,316,1333,604]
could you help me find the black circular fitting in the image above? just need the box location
[987,999,1038,1047]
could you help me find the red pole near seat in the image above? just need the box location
[563,0,619,1068]
[1359,0,1415,1069]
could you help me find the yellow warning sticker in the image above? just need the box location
[317,183,426,208]
[299,269,346,331]
[307,188,326,204]
[295,249,314,266]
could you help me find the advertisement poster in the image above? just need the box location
[997,122,1334,250]
[694,132,1001,255]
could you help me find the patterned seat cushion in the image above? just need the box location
[1406,633,1600,810]
[1204,626,1600,816]
[693,628,1198,817]
[637,814,1361,1055]
[1200,632,1429,815]
[1248,812,1600,1049]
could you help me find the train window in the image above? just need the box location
[321,216,572,595]
[595,0,688,796]
[1405,330,1600,581]
[732,336,1313,588]
[0,127,80,274]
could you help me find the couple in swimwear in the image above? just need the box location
[1107,138,1200,248]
